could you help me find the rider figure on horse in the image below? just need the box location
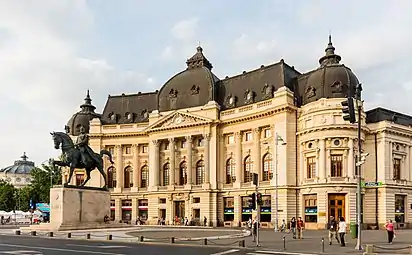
[75,126,97,166]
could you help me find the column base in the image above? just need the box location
[148,186,158,192]
[113,187,122,193]
[167,185,175,191]
[202,183,211,190]
[131,187,139,192]
[184,184,192,190]
[234,182,241,189]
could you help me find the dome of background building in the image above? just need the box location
[157,46,220,112]
[0,152,35,175]
[66,90,101,136]
[300,35,360,105]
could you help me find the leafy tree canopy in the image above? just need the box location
[0,180,16,211]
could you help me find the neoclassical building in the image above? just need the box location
[64,36,412,229]
[0,152,35,188]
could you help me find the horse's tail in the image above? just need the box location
[100,149,114,165]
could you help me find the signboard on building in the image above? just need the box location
[361,181,383,188]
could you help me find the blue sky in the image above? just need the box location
[0,0,411,166]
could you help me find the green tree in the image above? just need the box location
[15,186,32,211]
[29,159,62,203]
[0,180,17,211]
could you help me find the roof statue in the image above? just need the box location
[49,126,114,189]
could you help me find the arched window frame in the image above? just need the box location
[262,153,273,181]
[124,166,132,188]
[195,160,205,185]
[243,156,253,183]
[163,163,170,186]
[140,165,149,188]
[179,161,187,185]
[107,167,116,188]
[225,158,236,184]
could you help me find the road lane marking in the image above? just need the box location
[66,244,130,249]
[0,244,125,255]
[249,251,318,255]
[1,251,43,254]
[210,249,240,255]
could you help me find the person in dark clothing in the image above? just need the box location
[327,216,340,245]
[290,217,297,239]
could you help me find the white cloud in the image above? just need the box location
[170,17,199,41]
[0,1,154,165]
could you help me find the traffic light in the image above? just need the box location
[256,192,263,206]
[341,97,356,123]
[249,193,256,210]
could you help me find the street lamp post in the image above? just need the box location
[274,133,286,232]
[355,84,363,251]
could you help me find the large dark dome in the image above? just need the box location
[66,90,101,136]
[300,36,360,105]
[0,152,35,175]
[158,46,219,112]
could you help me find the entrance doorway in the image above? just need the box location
[174,201,185,219]
[328,194,345,220]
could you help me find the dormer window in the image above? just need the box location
[244,89,254,104]
[109,113,117,121]
[227,95,236,107]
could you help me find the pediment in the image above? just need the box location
[146,111,213,131]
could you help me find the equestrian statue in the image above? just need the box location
[50,126,114,189]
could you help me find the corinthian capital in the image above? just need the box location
[168,137,175,144]
[151,140,159,147]
[203,133,211,141]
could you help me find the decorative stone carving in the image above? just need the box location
[331,81,346,93]
[244,89,255,104]
[203,133,211,141]
[305,86,316,99]
[151,140,159,147]
[109,112,118,122]
[226,94,237,107]
[169,89,178,98]
[190,85,200,95]
[262,83,274,99]
[153,112,208,129]
[141,109,149,120]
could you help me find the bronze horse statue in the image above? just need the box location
[50,131,113,189]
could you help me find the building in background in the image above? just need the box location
[0,152,35,188]
[64,36,412,229]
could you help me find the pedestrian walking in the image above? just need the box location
[384,219,395,244]
[289,217,297,239]
[327,216,340,245]
[338,216,347,247]
[297,217,304,239]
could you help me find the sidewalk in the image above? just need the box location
[240,229,412,254]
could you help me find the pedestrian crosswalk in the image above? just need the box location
[246,250,317,255]
[0,251,43,254]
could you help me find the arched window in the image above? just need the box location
[179,161,187,185]
[107,167,116,188]
[244,156,253,183]
[225,158,236,184]
[262,153,273,181]
[140,165,149,188]
[124,166,132,188]
[163,163,170,186]
[195,160,205,185]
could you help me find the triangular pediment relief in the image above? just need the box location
[146,111,213,131]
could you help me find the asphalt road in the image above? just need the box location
[0,234,265,255]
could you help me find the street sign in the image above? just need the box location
[361,181,383,188]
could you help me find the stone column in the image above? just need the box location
[319,139,326,180]
[253,128,261,180]
[186,136,193,184]
[203,133,211,184]
[132,144,139,188]
[235,132,242,184]
[404,148,409,181]
[299,143,304,183]
[116,145,123,189]
[131,197,138,223]
[388,142,393,180]
[115,198,121,222]
[149,140,160,189]
[154,140,160,186]
[348,139,354,179]
[169,138,176,185]
[409,146,412,182]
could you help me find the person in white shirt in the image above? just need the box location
[338,216,347,247]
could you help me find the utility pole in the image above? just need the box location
[274,133,286,232]
[355,84,363,251]
[252,173,260,246]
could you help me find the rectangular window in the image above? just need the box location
[264,128,271,138]
[142,145,148,153]
[197,138,203,147]
[245,132,252,141]
[75,174,84,186]
[304,194,317,223]
[227,134,235,144]
[181,140,186,148]
[164,142,169,150]
[330,155,343,177]
[306,157,316,179]
[125,146,131,154]
[224,197,234,208]
[395,194,405,223]
[108,147,114,155]
[393,159,401,180]
[193,197,200,203]
[159,198,166,204]
[122,199,132,207]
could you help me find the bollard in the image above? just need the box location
[283,236,286,250]
[31,231,36,236]
[170,237,175,243]
[86,233,91,239]
[321,237,324,253]
[139,236,144,242]
[15,230,21,236]
[48,232,54,237]
[203,238,207,245]
[364,244,375,255]
[67,233,72,238]
[107,234,112,240]
[238,240,245,247]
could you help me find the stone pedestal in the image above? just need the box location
[22,185,126,231]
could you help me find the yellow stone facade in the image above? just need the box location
[63,86,412,229]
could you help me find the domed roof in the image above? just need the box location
[66,90,101,136]
[301,35,360,105]
[158,46,219,112]
[0,152,35,175]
